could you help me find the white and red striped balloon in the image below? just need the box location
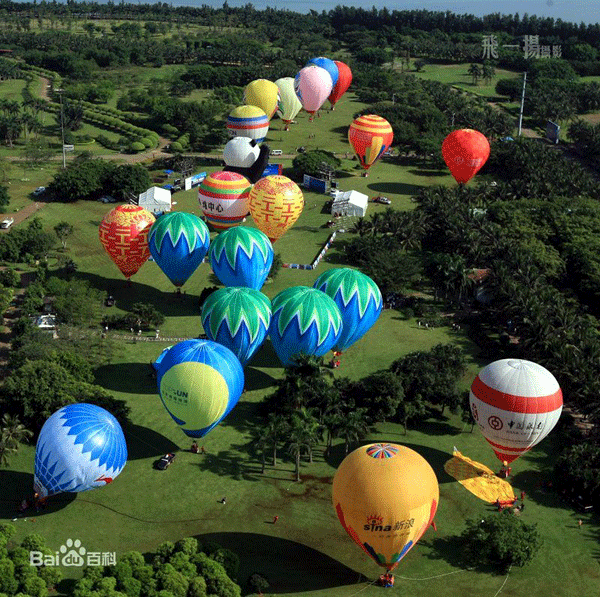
[470,359,563,464]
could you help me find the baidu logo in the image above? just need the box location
[30,538,116,567]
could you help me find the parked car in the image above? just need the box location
[0,217,14,229]
[33,187,45,196]
[155,453,176,470]
[373,196,391,205]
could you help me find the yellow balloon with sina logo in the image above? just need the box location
[332,443,439,571]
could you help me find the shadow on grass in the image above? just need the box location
[195,531,366,593]
[244,366,277,391]
[0,470,76,519]
[219,400,261,437]
[64,270,203,318]
[124,423,180,460]
[94,361,157,394]
[368,181,424,196]
[408,169,448,177]
[196,448,263,482]
[248,339,282,369]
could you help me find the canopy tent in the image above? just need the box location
[138,186,171,215]
[331,190,368,217]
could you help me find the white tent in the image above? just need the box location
[138,186,171,215]
[331,190,368,217]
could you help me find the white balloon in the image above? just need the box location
[223,137,260,169]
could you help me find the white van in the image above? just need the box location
[270,149,283,156]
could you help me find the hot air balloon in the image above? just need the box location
[332,443,439,571]
[201,287,272,366]
[244,79,280,120]
[34,403,127,498]
[99,204,155,280]
[313,268,382,353]
[470,359,563,464]
[275,77,303,131]
[294,66,333,121]
[227,105,269,142]
[348,115,393,175]
[269,286,342,367]
[148,212,210,289]
[248,175,304,243]
[157,339,244,438]
[328,61,352,110]
[306,56,339,88]
[197,171,251,230]
[209,226,273,290]
[223,137,270,185]
[442,129,490,184]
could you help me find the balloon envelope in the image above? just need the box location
[442,129,490,184]
[306,56,339,88]
[99,204,155,279]
[333,443,439,571]
[197,171,251,230]
[470,359,563,464]
[157,340,244,438]
[275,77,303,129]
[34,403,127,498]
[244,79,280,120]
[201,287,272,366]
[223,136,260,169]
[209,226,273,290]
[269,286,342,367]
[227,105,269,142]
[294,66,333,115]
[313,268,382,352]
[328,61,352,108]
[348,115,393,171]
[148,212,209,288]
[248,175,304,243]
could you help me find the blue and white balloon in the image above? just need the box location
[34,403,128,498]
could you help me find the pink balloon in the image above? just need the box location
[294,66,333,116]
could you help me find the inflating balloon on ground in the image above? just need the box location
[148,212,210,289]
[201,287,272,366]
[275,77,303,131]
[34,403,128,498]
[157,339,244,438]
[99,204,155,280]
[470,358,563,464]
[332,443,438,571]
[209,226,273,290]
[306,56,339,88]
[313,267,382,352]
[269,286,342,367]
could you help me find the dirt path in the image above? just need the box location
[0,200,48,233]
[39,76,51,101]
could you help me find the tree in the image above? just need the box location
[248,573,269,596]
[0,185,9,209]
[131,302,165,329]
[414,59,427,72]
[292,150,340,179]
[338,408,370,453]
[54,221,74,249]
[482,61,495,85]
[461,511,542,572]
[468,63,482,86]
[0,413,32,467]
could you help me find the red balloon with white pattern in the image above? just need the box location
[99,204,155,280]
[441,129,490,184]
[469,359,563,464]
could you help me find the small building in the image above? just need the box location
[33,314,58,337]
[138,186,172,215]
[331,190,369,217]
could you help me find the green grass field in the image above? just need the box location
[0,77,599,597]
[411,63,522,98]
[0,78,27,102]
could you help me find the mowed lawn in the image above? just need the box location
[0,94,599,597]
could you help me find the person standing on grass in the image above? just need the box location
[578,519,583,529]
[273,515,279,524]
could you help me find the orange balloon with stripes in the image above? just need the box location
[248,175,304,243]
[99,204,155,280]
[348,114,393,171]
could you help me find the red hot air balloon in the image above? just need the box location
[99,205,155,280]
[442,129,490,184]
[328,61,352,110]
[348,115,393,175]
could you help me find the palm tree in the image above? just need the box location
[338,408,371,454]
[468,63,482,86]
[265,413,288,467]
[0,414,33,467]
[482,62,495,85]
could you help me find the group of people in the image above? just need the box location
[378,573,395,588]
[17,493,48,516]
[191,442,206,454]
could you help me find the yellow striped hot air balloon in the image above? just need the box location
[348,115,393,174]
